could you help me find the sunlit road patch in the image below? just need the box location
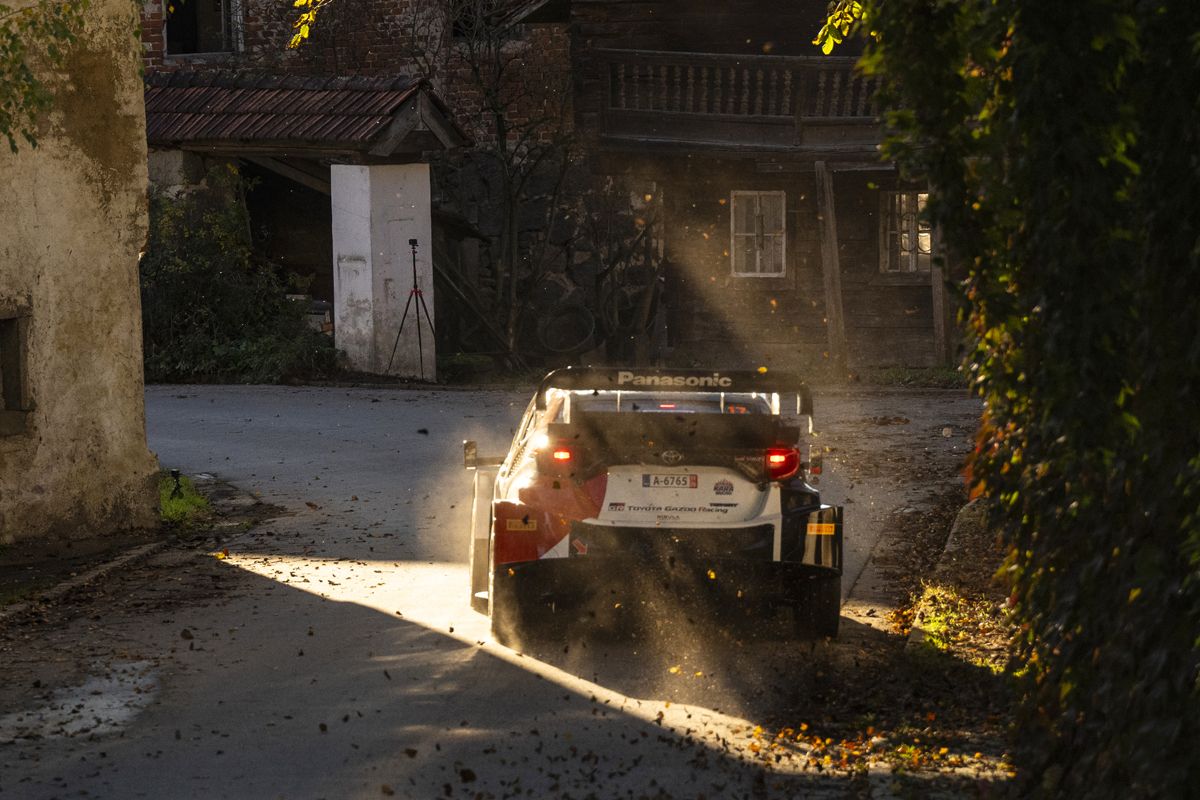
[0,661,157,743]
[221,551,832,773]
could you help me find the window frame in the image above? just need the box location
[729,190,787,278]
[164,0,243,58]
[880,190,933,274]
[0,305,32,437]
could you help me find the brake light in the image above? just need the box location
[765,447,800,481]
[537,440,577,474]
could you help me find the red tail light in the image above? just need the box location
[765,447,800,481]
[537,440,577,474]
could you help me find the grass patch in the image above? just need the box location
[158,472,211,526]
[913,581,1010,674]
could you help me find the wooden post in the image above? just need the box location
[931,224,949,366]
[814,161,849,370]
[926,221,955,367]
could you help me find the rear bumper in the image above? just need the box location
[495,555,839,612]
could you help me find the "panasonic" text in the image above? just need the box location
[616,371,733,388]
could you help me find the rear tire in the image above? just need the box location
[794,574,841,639]
[490,568,561,649]
[489,568,532,652]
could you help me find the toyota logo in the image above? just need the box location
[661,450,684,465]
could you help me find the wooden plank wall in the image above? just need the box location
[658,163,938,369]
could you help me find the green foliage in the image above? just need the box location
[0,0,86,151]
[812,1,864,54]
[158,472,210,525]
[140,166,338,384]
[825,1,1200,796]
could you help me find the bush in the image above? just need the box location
[825,1,1200,796]
[140,165,337,383]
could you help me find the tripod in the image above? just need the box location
[385,238,436,379]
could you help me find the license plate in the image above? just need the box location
[642,474,698,488]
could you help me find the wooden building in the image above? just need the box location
[569,0,953,369]
[137,0,952,371]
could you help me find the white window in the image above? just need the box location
[730,191,786,277]
[881,191,932,273]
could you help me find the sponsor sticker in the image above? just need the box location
[506,518,538,531]
[642,474,699,488]
[607,502,626,512]
[617,371,733,388]
[713,479,735,496]
[807,522,837,536]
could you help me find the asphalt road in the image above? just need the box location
[1,384,980,799]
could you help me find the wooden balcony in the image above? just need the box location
[597,49,882,155]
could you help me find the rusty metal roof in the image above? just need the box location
[144,70,462,155]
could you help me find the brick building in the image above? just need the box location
[138,0,951,373]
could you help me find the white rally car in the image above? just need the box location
[464,368,843,643]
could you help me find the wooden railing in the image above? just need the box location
[597,49,881,149]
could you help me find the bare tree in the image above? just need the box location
[423,0,575,346]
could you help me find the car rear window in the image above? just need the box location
[567,391,772,417]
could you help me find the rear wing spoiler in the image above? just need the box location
[535,367,813,415]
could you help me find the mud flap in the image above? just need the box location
[802,504,844,571]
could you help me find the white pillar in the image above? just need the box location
[331,163,436,378]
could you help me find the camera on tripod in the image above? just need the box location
[385,237,435,379]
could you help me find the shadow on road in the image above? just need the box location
[1,541,1008,800]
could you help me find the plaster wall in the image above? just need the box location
[0,0,159,543]
[331,164,435,378]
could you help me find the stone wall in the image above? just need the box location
[0,0,159,543]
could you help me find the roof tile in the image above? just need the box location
[144,68,425,152]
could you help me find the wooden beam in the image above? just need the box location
[814,160,849,370]
[419,93,471,149]
[367,103,421,158]
[244,157,331,195]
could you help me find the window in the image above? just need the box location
[730,191,786,277]
[0,311,30,436]
[881,191,933,273]
[166,0,239,55]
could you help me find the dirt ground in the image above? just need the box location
[0,386,1013,798]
